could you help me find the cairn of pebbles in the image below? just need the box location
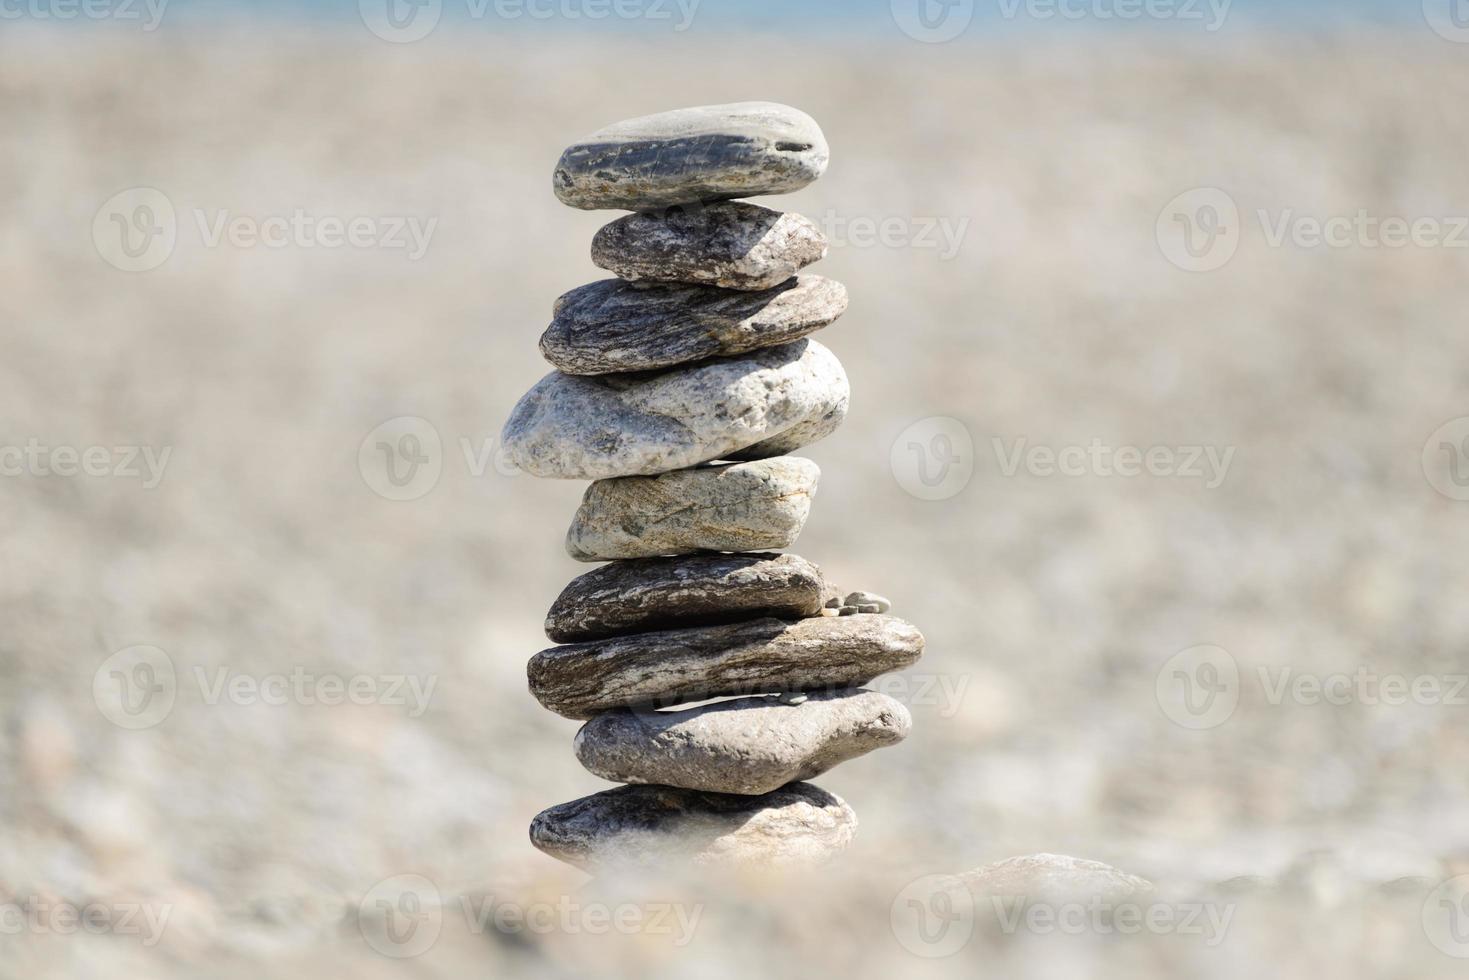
[502,102,926,873]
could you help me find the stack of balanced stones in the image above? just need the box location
[501,102,926,873]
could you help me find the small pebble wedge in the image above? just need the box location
[844,591,892,613]
[501,338,848,480]
[566,457,818,562]
[527,614,925,720]
[553,102,829,211]
[574,689,911,795]
[544,552,827,643]
[540,275,847,375]
[592,202,828,290]
[529,782,856,872]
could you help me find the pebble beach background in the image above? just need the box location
[3,6,1469,977]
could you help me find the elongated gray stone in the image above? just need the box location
[565,457,818,562]
[545,553,826,643]
[529,782,855,872]
[502,339,848,481]
[591,202,828,290]
[527,615,925,720]
[575,689,911,795]
[540,275,847,376]
[553,102,829,211]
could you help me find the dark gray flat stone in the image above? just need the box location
[553,102,829,211]
[527,614,925,720]
[545,552,827,643]
[539,275,847,375]
[529,782,856,872]
[591,202,828,291]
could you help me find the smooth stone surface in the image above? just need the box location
[553,102,829,211]
[529,782,855,872]
[565,457,819,562]
[591,202,829,290]
[545,553,827,642]
[527,614,925,720]
[539,275,847,375]
[575,689,911,795]
[943,854,1154,902]
[502,339,848,480]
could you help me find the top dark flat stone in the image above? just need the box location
[553,102,829,211]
